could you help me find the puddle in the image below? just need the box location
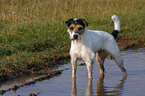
[0,48,145,96]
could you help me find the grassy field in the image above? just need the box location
[0,0,145,81]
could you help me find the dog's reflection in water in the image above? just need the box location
[71,75,127,96]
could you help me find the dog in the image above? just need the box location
[65,15,127,79]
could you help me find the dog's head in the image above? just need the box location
[65,18,88,40]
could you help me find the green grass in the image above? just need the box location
[0,0,145,81]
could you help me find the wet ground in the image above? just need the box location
[0,48,145,96]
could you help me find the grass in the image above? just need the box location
[0,0,145,81]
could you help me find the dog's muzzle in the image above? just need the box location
[70,32,81,40]
[71,33,81,40]
[73,34,78,39]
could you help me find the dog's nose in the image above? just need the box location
[73,34,78,39]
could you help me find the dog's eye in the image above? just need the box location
[78,27,83,31]
[70,27,74,30]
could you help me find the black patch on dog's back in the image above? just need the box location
[112,30,119,39]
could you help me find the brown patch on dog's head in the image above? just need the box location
[65,18,88,34]
[68,24,75,34]
[68,24,85,35]
[75,25,85,34]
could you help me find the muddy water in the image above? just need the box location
[0,48,145,96]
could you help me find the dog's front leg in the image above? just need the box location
[71,57,77,78]
[86,62,93,79]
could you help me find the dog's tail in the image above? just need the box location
[111,15,121,39]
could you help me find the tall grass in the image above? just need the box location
[0,0,145,81]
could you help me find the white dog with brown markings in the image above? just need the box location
[65,15,127,79]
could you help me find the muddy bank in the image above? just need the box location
[0,55,70,82]
[0,69,63,95]
[117,36,145,50]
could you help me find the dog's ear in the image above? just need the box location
[65,18,74,27]
[82,19,89,27]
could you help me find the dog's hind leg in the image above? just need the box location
[96,50,108,74]
[106,48,127,76]
[71,57,77,78]
[114,55,127,76]
[104,41,127,76]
